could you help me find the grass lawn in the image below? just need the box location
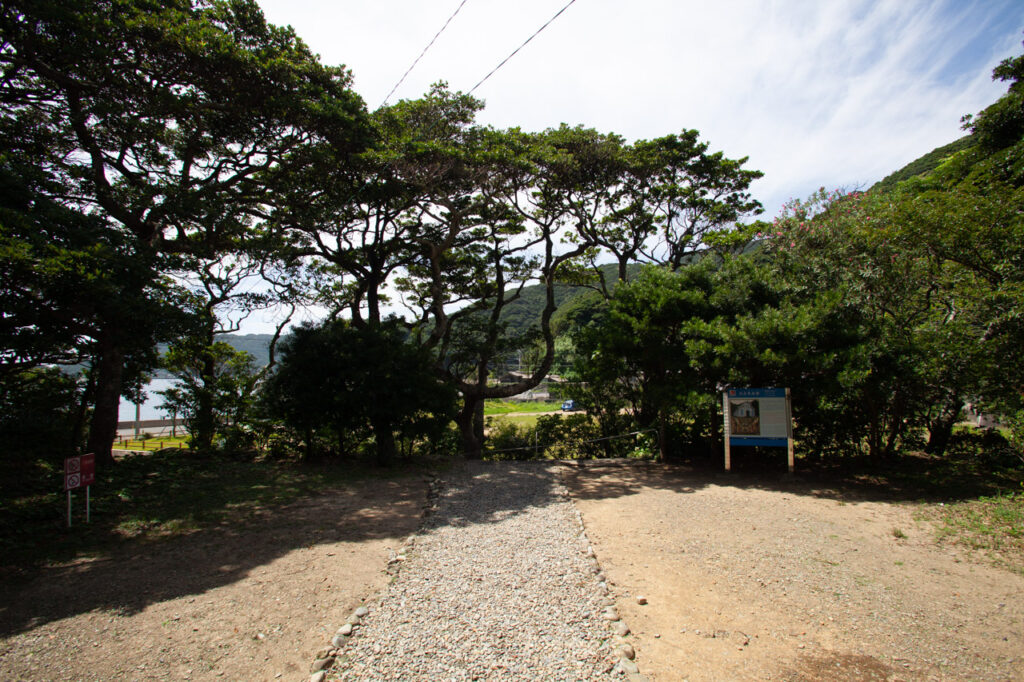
[484,400,563,416]
[486,412,569,430]
[114,435,190,451]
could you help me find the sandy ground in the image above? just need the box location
[4,460,1022,682]
[0,477,426,682]
[563,461,1024,681]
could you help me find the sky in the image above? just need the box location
[230,0,1024,335]
[256,0,1023,218]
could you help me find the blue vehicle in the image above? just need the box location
[561,399,576,412]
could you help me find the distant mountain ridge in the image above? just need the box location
[216,333,276,366]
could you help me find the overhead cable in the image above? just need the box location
[380,0,471,108]
[468,0,579,95]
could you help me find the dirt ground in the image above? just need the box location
[0,477,426,682]
[4,461,1022,682]
[563,461,1024,682]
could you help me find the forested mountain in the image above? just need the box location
[872,135,976,191]
[216,334,276,366]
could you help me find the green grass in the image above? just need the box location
[927,490,1024,573]
[486,413,561,430]
[484,400,562,416]
[113,435,190,451]
[0,450,426,573]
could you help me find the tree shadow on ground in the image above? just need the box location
[561,438,1023,506]
[0,476,426,638]
[4,436,1018,639]
[421,460,569,529]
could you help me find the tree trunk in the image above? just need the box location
[867,413,881,459]
[304,427,315,461]
[191,323,218,452]
[370,414,396,466]
[71,366,97,457]
[657,410,667,462]
[456,397,484,459]
[926,397,962,456]
[708,402,719,462]
[192,349,217,452]
[86,334,124,467]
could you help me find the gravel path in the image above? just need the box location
[328,461,628,681]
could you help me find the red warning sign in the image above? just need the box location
[64,453,96,491]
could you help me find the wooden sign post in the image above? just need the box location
[723,388,794,473]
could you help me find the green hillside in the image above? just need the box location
[872,135,976,191]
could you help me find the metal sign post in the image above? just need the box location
[64,453,96,527]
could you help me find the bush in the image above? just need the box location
[484,419,537,460]
[534,414,600,459]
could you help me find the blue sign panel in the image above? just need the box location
[727,388,786,398]
[729,437,789,447]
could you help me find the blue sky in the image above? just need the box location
[257,0,1022,218]
[228,1,1024,335]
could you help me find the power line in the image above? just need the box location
[468,0,579,95]
[380,0,471,108]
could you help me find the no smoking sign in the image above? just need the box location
[64,453,95,491]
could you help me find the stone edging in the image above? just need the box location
[304,464,648,681]
[555,464,648,681]
[304,472,442,682]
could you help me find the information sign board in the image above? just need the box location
[723,388,794,472]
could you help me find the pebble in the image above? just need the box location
[310,656,333,672]
[636,595,648,605]
[331,462,618,681]
[617,657,640,674]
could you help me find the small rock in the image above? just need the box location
[354,606,369,618]
[310,656,333,672]
[338,623,354,637]
[602,607,620,621]
[331,634,349,648]
[617,657,640,675]
[346,614,361,626]
[636,595,648,605]
[614,621,631,637]
[315,647,331,659]
[309,673,326,682]
[617,643,636,660]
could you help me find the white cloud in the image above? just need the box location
[257,0,1022,219]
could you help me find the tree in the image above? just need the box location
[0,0,371,464]
[158,341,260,451]
[261,320,457,465]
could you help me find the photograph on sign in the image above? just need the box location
[730,399,760,435]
